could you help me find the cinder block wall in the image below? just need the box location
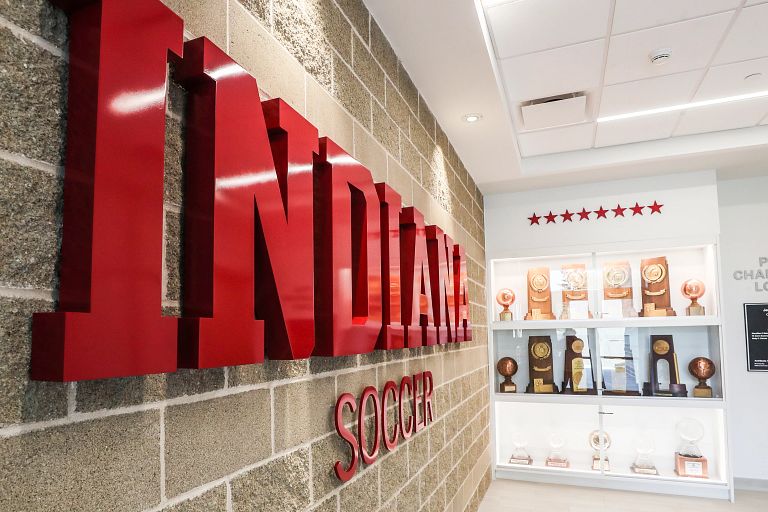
[0,1,490,511]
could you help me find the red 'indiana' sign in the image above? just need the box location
[30,0,472,382]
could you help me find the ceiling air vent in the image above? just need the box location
[520,92,587,131]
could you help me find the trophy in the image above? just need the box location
[689,357,716,398]
[562,335,596,394]
[643,335,687,397]
[601,334,641,396]
[497,357,518,393]
[603,261,637,317]
[526,336,559,393]
[675,418,709,478]
[639,257,676,317]
[509,434,533,465]
[682,279,706,316]
[545,434,569,468]
[631,435,659,475]
[560,263,592,319]
[589,430,611,471]
[525,267,555,320]
[496,288,515,321]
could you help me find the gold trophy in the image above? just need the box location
[682,279,706,316]
[497,357,518,393]
[589,430,611,471]
[603,261,637,317]
[496,288,515,322]
[639,257,676,317]
[526,336,558,393]
[688,357,716,398]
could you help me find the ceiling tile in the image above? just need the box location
[599,71,701,117]
[501,40,605,102]
[714,4,768,65]
[694,57,768,100]
[487,0,611,58]
[604,13,733,85]
[594,113,679,147]
[674,99,768,136]
[612,0,740,34]
[517,123,595,157]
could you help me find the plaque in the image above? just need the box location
[603,261,637,317]
[496,288,515,322]
[639,257,676,317]
[675,418,709,478]
[525,267,555,320]
[688,357,716,398]
[681,279,706,316]
[497,357,518,393]
[525,336,559,393]
[560,263,592,319]
[509,434,533,465]
[642,335,687,397]
[631,435,659,475]
[545,434,569,468]
[562,335,596,394]
[589,430,610,471]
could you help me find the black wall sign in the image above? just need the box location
[744,303,768,372]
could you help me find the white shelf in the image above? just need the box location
[492,315,721,331]
[493,392,725,409]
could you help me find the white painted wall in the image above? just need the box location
[484,169,768,484]
[718,175,768,483]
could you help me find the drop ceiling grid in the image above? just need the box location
[484,0,768,157]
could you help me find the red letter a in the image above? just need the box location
[453,244,473,342]
[427,226,455,344]
[175,38,317,367]
[400,208,436,347]
[314,139,382,356]
[31,0,183,381]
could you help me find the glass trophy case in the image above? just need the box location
[487,243,732,500]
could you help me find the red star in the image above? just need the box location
[560,210,574,222]
[648,201,663,214]
[595,206,608,219]
[577,208,591,221]
[528,213,541,225]
[612,204,626,217]
[630,202,644,216]
[544,211,557,224]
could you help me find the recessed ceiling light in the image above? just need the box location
[649,48,672,66]
[597,89,768,123]
[463,113,483,123]
[745,72,763,81]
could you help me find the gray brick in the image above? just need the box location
[353,35,385,103]
[164,484,228,512]
[164,115,185,207]
[307,0,352,62]
[274,376,336,451]
[397,63,418,114]
[417,95,436,141]
[372,100,399,158]
[0,28,66,166]
[239,0,270,26]
[311,433,349,497]
[310,495,338,512]
[0,0,68,48]
[0,297,67,424]
[336,0,370,42]
[340,466,379,512]
[229,358,309,386]
[380,446,408,502]
[0,411,161,511]
[371,19,398,80]
[165,390,272,496]
[165,208,182,302]
[273,0,333,89]
[0,159,61,289]
[333,55,371,128]
[232,448,311,512]
[76,374,166,413]
[310,354,357,374]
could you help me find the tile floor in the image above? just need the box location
[479,480,766,511]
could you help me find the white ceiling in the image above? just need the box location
[365,0,768,193]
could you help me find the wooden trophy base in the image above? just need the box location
[561,383,597,395]
[499,310,513,322]
[525,381,559,394]
[545,458,569,468]
[525,309,555,320]
[675,453,708,478]
[640,303,677,317]
[686,304,705,316]
[592,456,610,471]
[642,382,688,397]
[631,464,659,475]
[693,385,713,398]
[508,455,533,465]
[602,390,641,396]
[499,381,517,393]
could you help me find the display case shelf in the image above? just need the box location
[493,392,725,409]
[492,316,721,331]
